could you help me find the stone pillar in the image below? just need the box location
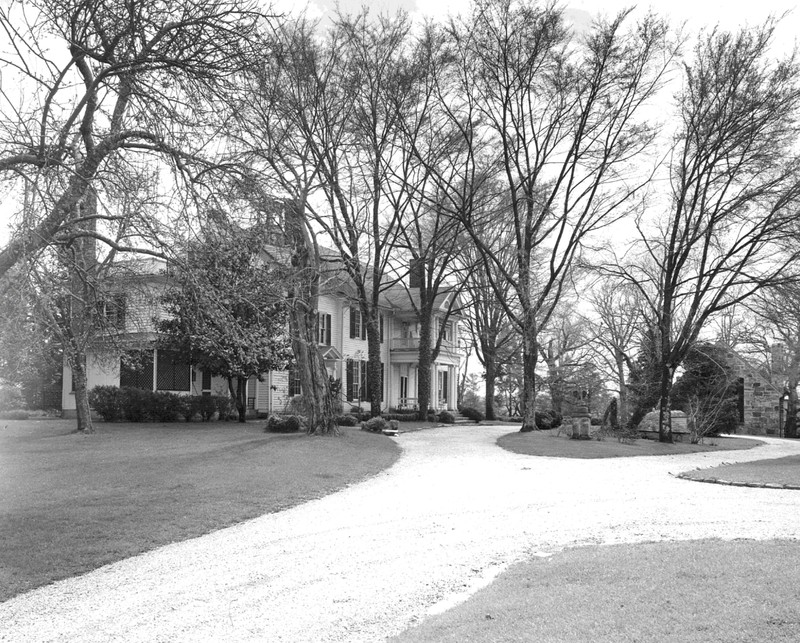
[570,403,591,440]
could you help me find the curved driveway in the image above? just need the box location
[3,426,800,642]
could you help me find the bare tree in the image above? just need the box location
[619,20,800,441]
[0,0,269,279]
[586,279,643,426]
[538,309,594,415]
[749,284,800,438]
[244,11,416,419]
[447,1,676,432]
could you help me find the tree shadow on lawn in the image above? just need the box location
[498,429,762,459]
[0,418,401,602]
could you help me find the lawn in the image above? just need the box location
[391,538,800,643]
[681,453,800,487]
[0,418,401,602]
[498,429,761,459]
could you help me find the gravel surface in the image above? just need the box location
[3,427,800,642]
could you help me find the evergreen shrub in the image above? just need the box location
[264,414,304,433]
[438,410,456,424]
[459,406,484,422]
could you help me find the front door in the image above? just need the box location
[437,370,448,408]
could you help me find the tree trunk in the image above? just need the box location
[658,363,674,443]
[365,308,382,418]
[286,198,337,436]
[417,311,433,421]
[785,376,798,438]
[520,313,538,432]
[484,357,497,421]
[71,356,94,434]
[615,351,628,426]
[228,376,247,423]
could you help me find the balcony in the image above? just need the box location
[391,337,462,357]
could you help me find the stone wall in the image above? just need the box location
[727,356,781,435]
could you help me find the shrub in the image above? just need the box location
[438,410,456,424]
[0,410,29,420]
[534,411,553,430]
[88,386,124,421]
[118,387,152,422]
[459,406,484,422]
[381,412,418,422]
[264,414,304,433]
[149,392,182,422]
[193,395,219,421]
[590,417,602,426]
[362,416,389,433]
[0,386,25,412]
[214,395,234,421]
[336,414,358,426]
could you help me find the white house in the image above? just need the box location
[62,259,464,418]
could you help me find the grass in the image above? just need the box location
[498,429,761,459]
[391,539,800,643]
[0,418,401,602]
[681,453,800,487]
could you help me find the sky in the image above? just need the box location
[277,0,799,39]
[1,0,797,246]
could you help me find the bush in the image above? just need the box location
[214,395,234,421]
[0,410,29,420]
[192,395,219,421]
[119,387,153,422]
[459,406,484,422]
[382,412,419,422]
[362,416,389,433]
[149,391,182,422]
[590,417,602,426]
[438,410,456,424]
[264,414,304,433]
[534,411,553,430]
[336,414,358,426]
[88,386,124,421]
[0,386,25,412]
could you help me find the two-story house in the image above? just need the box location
[62,260,464,418]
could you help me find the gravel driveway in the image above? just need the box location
[3,426,800,642]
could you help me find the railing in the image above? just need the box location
[396,397,418,410]
[391,337,459,352]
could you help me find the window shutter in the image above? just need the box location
[326,314,332,346]
[360,360,367,401]
[115,293,127,328]
[380,362,385,402]
[316,313,321,344]
[379,314,384,343]
[346,359,354,401]
[361,313,367,340]
[350,307,356,339]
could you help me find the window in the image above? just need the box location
[289,368,302,397]
[120,350,154,390]
[443,322,453,343]
[318,313,332,345]
[100,293,126,328]
[349,307,367,340]
[156,349,190,391]
[346,359,383,402]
